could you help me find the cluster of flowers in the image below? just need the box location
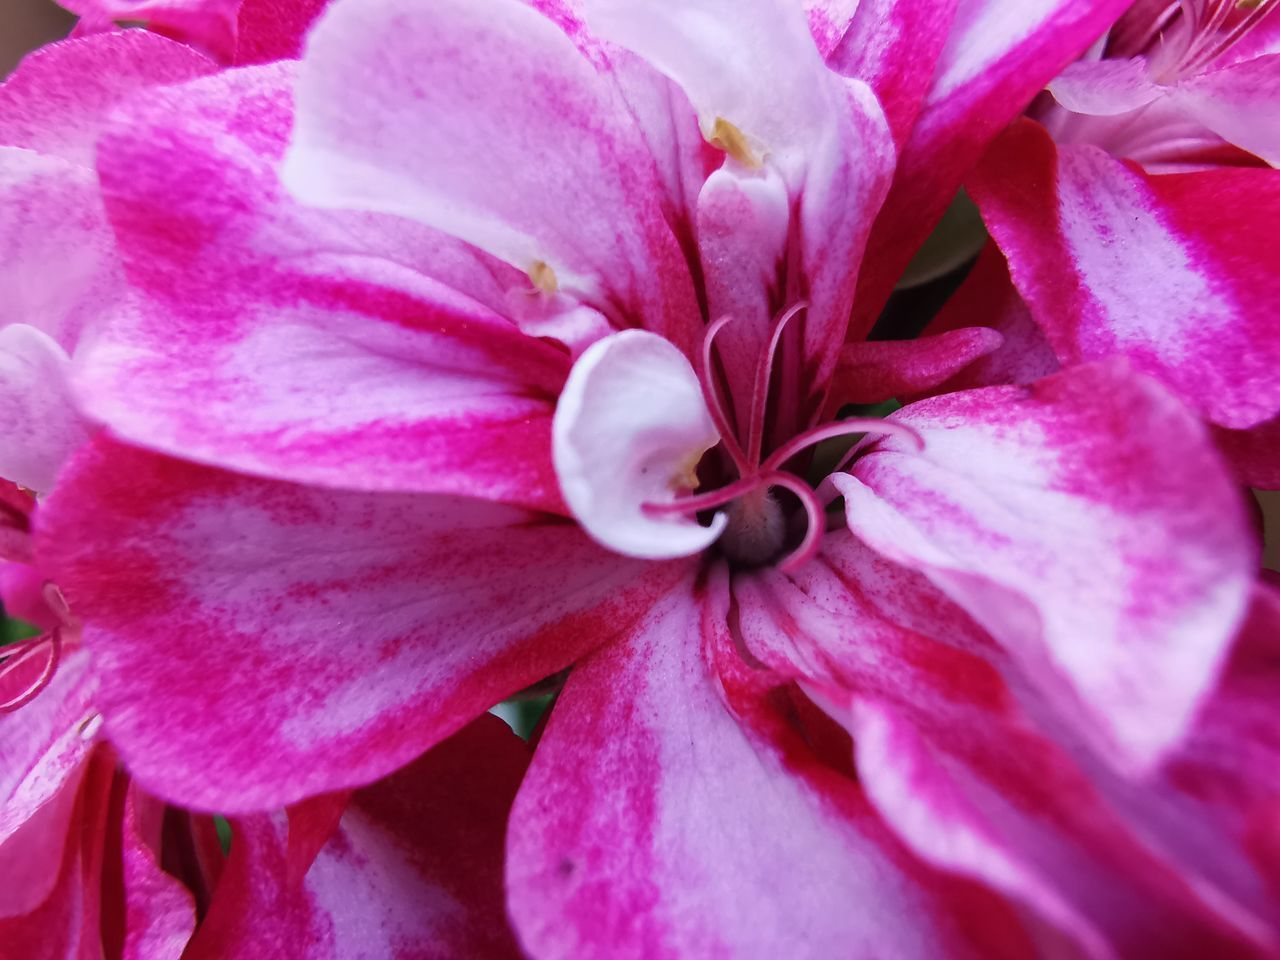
[2,0,1279,955]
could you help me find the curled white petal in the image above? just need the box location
[553,330,726,559]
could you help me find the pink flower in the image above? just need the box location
[965,0,1280,485]
[20,0,1279,954]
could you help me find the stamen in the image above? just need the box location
[528,260,558,295]
[642,473,768,518]
[746,302,809,469]
[709,117,762,169]
[0,629,62,713]
[760,418,924,474]
[765,473,827,574]
[698,315,752,474]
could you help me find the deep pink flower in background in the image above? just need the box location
[963,0,1280,486]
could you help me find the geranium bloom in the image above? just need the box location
[966,0,1280,485]
[21,0,1280,955]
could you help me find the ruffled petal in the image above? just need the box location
[828,327,1004,408]
[1171,53,1280,166]
[832,361,1256,770]
[188,715,527,959]
[37,437,680,811]
[970,120,1280,429]
[507,571,1030,959]
[65,0,242,63]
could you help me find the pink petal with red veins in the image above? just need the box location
[970,120,1280,429]
[822,0,962,146]
[0,32,214,164]
[188,715,528,960]
[37,437,680,811]
[120,786,196,960]
[736,536,1280,954]
[923,241,1060,392]
[0,649,97,919]
[508,570,1031,960]
[66,0,243,63]
[285,0,698,351]
[832,361,1256,770]
[1047,57,1163,116]
[851,0,1133,339]
[285,791,351,885]
[1171,54,1280,166]
[829,327,1004,408]
[234,0,330,64]
[87,63,568,511]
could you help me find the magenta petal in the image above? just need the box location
[970,119,1280,429]
[188,715,528,960]
[88,63,570,510]
[829,327,1004,407]
[63,0,243,62]
[508,571,1029,959]
[37,437,679,811]
[1215,416,1280,490]
[0,649,97,920]
[835,361,1256,769]
[1171,54,1280,167]
[851,0,1133,338]
[0,32,214,164]
[234,0,331,64]
[923,241,1060,392]
[120,786,196,960]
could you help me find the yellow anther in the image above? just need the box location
[709,117,761,169]
[669,451,704,493]
[529,260,558,295]
[1238,0,1263,9]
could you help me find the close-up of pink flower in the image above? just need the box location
[1,0,1278,957]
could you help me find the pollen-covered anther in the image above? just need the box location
[709,117,762,168]
[529,259,559,294]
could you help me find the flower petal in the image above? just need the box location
[87,63,569,511]
[0,31,214,164]
[970,120,1280,428]
[1047,57,1162,117]
[37,437,679,811]
[851,0,1133,338]
[187,715,528,959]
[0,325,89,494]
[832,361,1256,770]
[120,786,197,960]
[1171,54,1280,167]
[828,327,1005,408]
[65,0,242,62]
[285,0,697,348]
[507,570,1031,959]
[234,0,330,64]
[554,330,727,559]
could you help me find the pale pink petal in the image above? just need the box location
[120,787,196,960]
[851,0,1133,339]
[0,649,97,919]
[553,330,726,559]
[0,31,213,164]
[0,325,89,494]
[1170,54,1280,166]
[508,572,1031,959]
[285,0,698,350]
[970,120,1280,429]
[87,63,569,510]
[832,361,1256,770]
[1048,57,1163,116]
[188,715,527,959]
[923,241,1060,392]
[37,438,681,811]
[828,327,1004,407]
[736,536,1280,954]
